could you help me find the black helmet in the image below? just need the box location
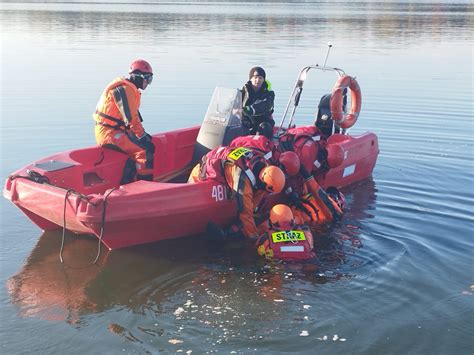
[257,122,273,140]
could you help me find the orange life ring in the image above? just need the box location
[330,75,362,129]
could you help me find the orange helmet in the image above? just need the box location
[129,59,153,74]
[270,204,294,226]
[259,166,285,193]
[279,151,301,176]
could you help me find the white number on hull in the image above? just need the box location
[212,185,226,201]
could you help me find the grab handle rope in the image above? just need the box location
[59,189,75,263]
[92,187,118,264]
[9,171,117,265]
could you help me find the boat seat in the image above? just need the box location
[92,144,134,185]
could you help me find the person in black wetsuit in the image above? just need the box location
[241,66,275,136]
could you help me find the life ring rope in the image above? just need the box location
[330,75,362,129]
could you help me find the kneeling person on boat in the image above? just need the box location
[188,146,285,240]
[278,150,345,226]
[93,59,155,182]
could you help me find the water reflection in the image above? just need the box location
[2,3,472,45]
[7,179,378,324]
[2,1,473,352]
[6,232,209,322]
[7,233,103,323]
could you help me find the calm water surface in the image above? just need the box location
[1,1,473,354]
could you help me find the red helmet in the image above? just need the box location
[129,59,153,74]
[326,143,345,168]
[279,151,300,176]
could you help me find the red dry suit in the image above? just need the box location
[280,125,326,174]
[93,77,154,178]
[188,145,268,239]
[228,134,276,162]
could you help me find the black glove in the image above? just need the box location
[148,141,156,154]
[139,133,155,153]
[138,133,151,142]
[242,106,253,117]
[241,116,255,129]
[287,191,300,205]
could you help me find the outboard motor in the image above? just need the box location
[192,87,248,163]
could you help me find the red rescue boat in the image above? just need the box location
[4,65,379,250]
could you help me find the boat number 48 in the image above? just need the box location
[212,185,226,202]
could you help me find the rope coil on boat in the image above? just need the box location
[9,171,50,185]
[8,172,98,207]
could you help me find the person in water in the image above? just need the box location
[93,59,155,182]
[256,204,315,260]
[241,66,275,135]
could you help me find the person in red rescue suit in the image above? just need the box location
[256,204,315,260]
[227,131,276,164]
[277,150,345,226]
[241,66,275,135]
[93,59,155,181]
[188,145,286,240]
[279,125,346,177]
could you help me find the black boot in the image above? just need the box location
[223,224,244,240]
[206,222,245,243]
[120,158,137,185]
[137,174,153,181]
[206,222,226,243]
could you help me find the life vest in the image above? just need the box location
[279,125,326,173]
[93,77,141,130]
[286,125,321,140]
[257,223,315,261]
[200,145,267,187]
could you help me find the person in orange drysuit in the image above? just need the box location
[93,59,155,182]
[278,150,345,226]
[256,204,315,260]
[188,145,286,240]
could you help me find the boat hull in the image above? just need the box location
[78,181,237,250]
[4,125,379,249]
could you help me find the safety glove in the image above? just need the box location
[242,106,254,118]
[255,233,273,259]
[241,115,255,129]
[139,134,155,153]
